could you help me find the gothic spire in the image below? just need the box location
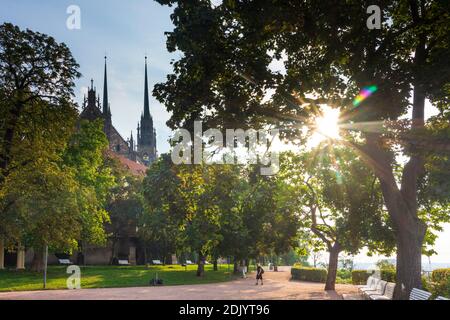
[143,56,151,119]
[103,56,109,115]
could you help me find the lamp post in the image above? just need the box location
[43,245,48,289]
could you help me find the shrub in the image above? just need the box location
[291,266,327,282]
[431,268,450,283]
[337,269,352,280]
[352,270,373,285]
[431,268,450,298]
[380,269,396,282]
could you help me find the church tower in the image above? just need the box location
[103,56,112,140]
[137,56,157,165]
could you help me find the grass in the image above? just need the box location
[0,264,242,292]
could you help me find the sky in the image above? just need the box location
[0,0,175,154]
[1,0,449,264]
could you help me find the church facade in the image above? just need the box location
[80,56,157,167]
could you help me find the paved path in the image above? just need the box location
[0,267,359,300]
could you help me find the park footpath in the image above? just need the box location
[0,266,359,300]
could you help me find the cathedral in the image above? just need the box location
[80,56,157,168]
[76,57,159,265]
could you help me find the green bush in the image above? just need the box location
[430,269,450,298]
[291,267,327,282]
[380,268,396,282]
[352,270,373,285]
[431,268,450,283]
[337,269,352,280]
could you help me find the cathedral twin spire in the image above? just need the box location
[103,56,109,116]
[101,55,156,163]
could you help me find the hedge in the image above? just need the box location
[431,268,450,298]
[352,270,372,285]
[291,267,327,282]
[380,269,396,282]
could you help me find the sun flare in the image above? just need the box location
[309,106,341,147]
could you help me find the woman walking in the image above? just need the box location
[255,264,264,285]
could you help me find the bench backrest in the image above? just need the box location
[436,296,449,300]
[375,280,387,294]
[118,260,129,265]
[152,260,162,264]
[186,260,193,264]
[383,282,396,299]
[365,276,374,287]
[409,288,432,300]
[371,277,381,289]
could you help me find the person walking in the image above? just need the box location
[255,264,264,285]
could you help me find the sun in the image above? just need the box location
[308,105,341,147]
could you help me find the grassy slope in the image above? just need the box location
[0,264,243,292]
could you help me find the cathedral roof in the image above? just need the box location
[108,151,148,176]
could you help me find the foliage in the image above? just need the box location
[352,270,372,285]
[430,268,450,298]
[63,120,115,246]
[380,269,396,283]
[376,259,396,270]
[154,0,450,297]
[140,155,300,275]
[291,266,327,283]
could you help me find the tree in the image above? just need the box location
[154,0,450,298]
[106,159,144,265]
[280,149,395,290]
[0,22,80,185]
[0,22,81,266]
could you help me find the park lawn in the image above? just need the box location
[0,264,242,292]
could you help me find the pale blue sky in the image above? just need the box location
[1,1,449,263]
[0,0,175,153]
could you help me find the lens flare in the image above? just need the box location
[353,85,378,107]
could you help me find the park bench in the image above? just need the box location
[58,259,72,265]
[359,277,380,294]
[436,296,449,300]
[186,260,194,265]
[152,260,163,265]
[368,282,395,300]
[118,259,130,265]
[409,288,432,300]
[357,276,374,291]
[363,280,387,299]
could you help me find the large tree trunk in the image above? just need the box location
[395,222,426,299]
[213,258,218,271]
[196,252,205,277]
[324,243,340,291]
[30,247,44,272]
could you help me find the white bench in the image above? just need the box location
[118,259,130,265]
[360,277,380,295]
[357,276,374,290]
[58,259,72,265]
[409,288,432,300]
[186,260,194,265]
[363,280,387,299]
[369,282,395,300]
[152,260,163,265]
[436,296,449,300]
